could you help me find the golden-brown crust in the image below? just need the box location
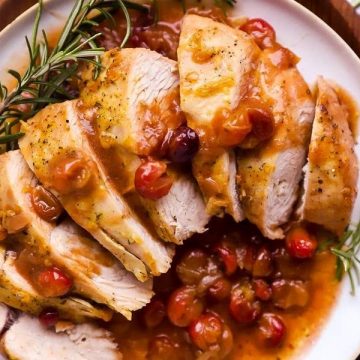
[238,48,315,239]
[302,77,358,236]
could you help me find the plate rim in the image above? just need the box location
[0,1,360,359]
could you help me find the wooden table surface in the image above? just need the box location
[0,0,359,359]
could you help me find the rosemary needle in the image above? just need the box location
[331,223,360,295]
[0,0,147,149]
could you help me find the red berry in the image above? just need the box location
[252,247,273,277]
[257,313,286,347]
[39,308,59,328]
[51,154,95,195]
[166,126,199,163]
[241,18,276,49]
[252,279,272,301]
[229,280,261,325]
[176,249,208,286]
[188,313,223,351]
[286,226,317,259]
[143,299,166,328]
[37,267,72,297]
[248,108,275,141]
[148,335,179,360]
[236,243,257,273]
[134,160,173,200]
[167,286,204,327]
[271,279,309,310]
[31,185,63,222]
[213,243,237,276]
[208,277,232,301]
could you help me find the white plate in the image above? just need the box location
[0,1,359,359]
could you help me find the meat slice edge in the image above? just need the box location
[79,48,209,244]
[19,101,173,280]
[0,150,153,319]
[4,314,121,360]
[237,48,315,239]
[51,220,153,319]
[297,77,358,236]
[178,15,260,221]
[0,246,112,322]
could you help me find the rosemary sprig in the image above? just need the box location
[0,0,146,149]
[331,223,360,295]
[351,0,360,9]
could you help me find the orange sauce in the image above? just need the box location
[1,2,348,359]
[96,6,341,359]
[13,244,55,296]
[76,101,137,195]
[338,87,359,137]
[107,218,339,360]
[229,251,338,360]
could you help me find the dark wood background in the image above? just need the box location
[0,0,359,55]
[0,0,359,359]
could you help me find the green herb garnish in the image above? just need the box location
[0,0,147,149]
[351,0,360,9]
[331,223,360,295]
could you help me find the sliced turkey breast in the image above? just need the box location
[178,15,261,221]
[0,303,10,360]
[79,48,209,244]
[0,150,53,240]
[298,77,358,236]
[237,47,315,239]
[19,101,173,281]
[139,171,209,242]
[0,304,10,335]
[0,247,112,323]
[51,221,153,319]
[4,314,121,360]
[80,47,181,157]
[0,150,152,319]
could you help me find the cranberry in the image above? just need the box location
[248,108,275,142]
[130,23,179,60]
[51,154,95,194]
[176,249,208,286]
[220,324,234,357]
[252,247,273,277]
[143,299,166,328]
[272,247,303,278]
[37,267,73,297]
[271,279,309,310]
[39,308,59,328]
[189,312,223,351]
[236,243,257,273]
[229,280,261,325]
[208,277,231,301]
[213,242,237,276]
[165,126,199,164]
[167,286,204,327]
[257,313,286,347]
[241,18,276,49]
[286,226,317,259]
[134,160,173,200]
[252,279,272,301]
[31,185,63,222]
[148,335,179,360]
